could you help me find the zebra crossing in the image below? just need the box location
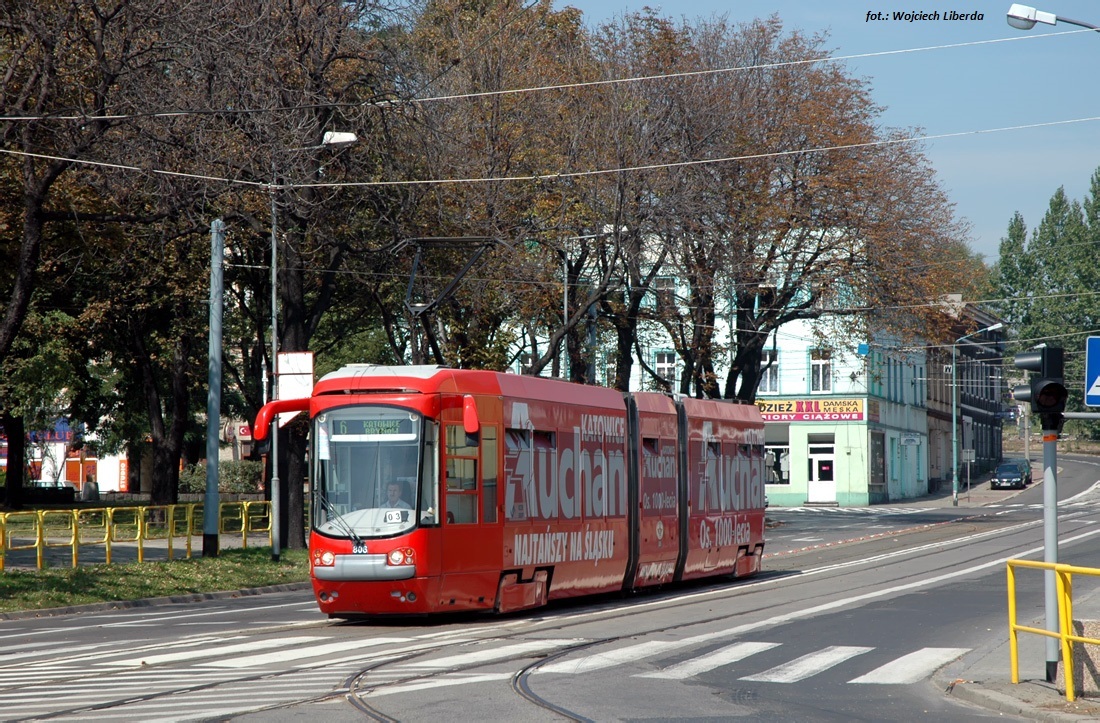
[358,636,972,696]
[775,506,933,514]
[0,631,971,719]
[775,499,1097,514]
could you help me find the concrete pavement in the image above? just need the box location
[907,470,1100,719]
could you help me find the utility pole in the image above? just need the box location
[203,219,225,557]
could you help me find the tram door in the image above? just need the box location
[441,423,498,575]
[806,444,836,504]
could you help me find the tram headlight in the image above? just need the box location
[314,550,336,567]
[387,547,415,566]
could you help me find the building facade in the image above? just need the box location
[748,322,930,506]
[925,299,1006,493]
[520,287,1006,506]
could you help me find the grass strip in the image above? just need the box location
[0,547,309,614]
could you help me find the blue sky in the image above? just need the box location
[556,1,1100,264]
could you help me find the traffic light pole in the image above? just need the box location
[1039,416,1059,683]
[1013,347,1069,683]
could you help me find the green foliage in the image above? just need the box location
[179,460,263,494]
[0,547,308,613]
[0,311,82,429]
[991,168,1100,439]
[313,324,403,378]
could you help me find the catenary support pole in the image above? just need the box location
[203,219,225,557]
[270,180,281,563]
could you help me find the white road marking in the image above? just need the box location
[849,647,970,684]
[403,639,586,669]
[363,672,513,698]
[204,638,407,668]
[106,635,322,668]
[740,646,873,683]
[636,641,780,680]
[538,640,681,674]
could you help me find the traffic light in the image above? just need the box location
[1013,347,1068,415]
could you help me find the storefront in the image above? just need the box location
[759,397,926,507]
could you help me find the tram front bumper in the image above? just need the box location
[313,553,416,582]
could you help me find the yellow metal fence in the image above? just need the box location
[0,502,272,572]
[1007,558,1100,702]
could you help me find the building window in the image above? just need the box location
[759,349,778,394]
[604,355,617,388]
[653,277,676,311]
[765,446,790,485]
[655,351,677,384]
[811,281,838,310]
[811,350,832,393]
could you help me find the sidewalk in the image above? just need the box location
[935,587,1100,721]
[912,472,1100,719]
[907,471,1023,509]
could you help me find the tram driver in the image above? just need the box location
[382,481,412,510]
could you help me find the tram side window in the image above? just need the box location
[505,428,530,519]
[702,441,721,512]
[481,425,498,523]
[445,424,479,524]
[420,422,439,525]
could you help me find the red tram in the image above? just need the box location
[253,365,766,617]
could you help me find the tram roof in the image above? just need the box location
[315,365,626,408]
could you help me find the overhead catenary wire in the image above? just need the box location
[8,16,1094,358]
[4,115,1099,191]
[0,28,1091,123]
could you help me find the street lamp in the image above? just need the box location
[1007,4,1100,31]
[951,321,1004,506]
[269,130,357,562]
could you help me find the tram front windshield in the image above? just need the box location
[312,407,432,538]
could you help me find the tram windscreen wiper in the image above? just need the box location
[317,488,363,547]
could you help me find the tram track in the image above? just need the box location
[510,642,607,722]
[332,507,1086,721]
[343,636,616,721]
[8,506,1086,721]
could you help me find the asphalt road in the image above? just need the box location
[2,454,1099,722]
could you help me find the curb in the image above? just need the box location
[936,673,1100,722]
[0,581,313,621]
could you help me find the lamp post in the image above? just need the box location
[268,130,357,562]
[951,322,1003,506]
[1007,4,1100,31]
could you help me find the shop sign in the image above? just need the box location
[756,398,865,422]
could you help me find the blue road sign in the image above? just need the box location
[1087,337,1100,407]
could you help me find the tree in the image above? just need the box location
[629,16,975,401]
[196,0,403,546]
[398,0,626,377]
[0,0,187,497]
[991,176,1100,430]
